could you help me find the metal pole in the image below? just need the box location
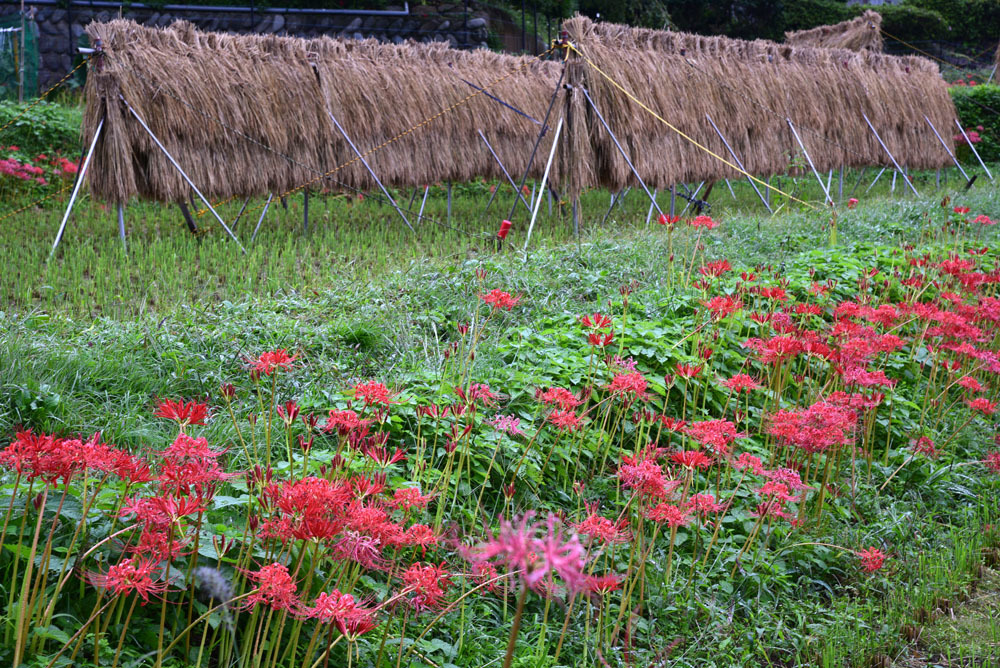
[955,119,993,180]
[447,182,452,224]
[838,166,844,201]
[679,181,706,217]
[581,86,663,218]
[865,167,888,194]
[849,167,866,198]
[523,116,563,252]
[724,179,736,200]
[705,113,772,213]
[571,197,579,238]
[50,118,104,258]
[645,189,658,225]
[786,118,833,205]
[417,185,429,226]
[18,0,25,103]
[669,185,675,217]
[230,196,252,229]
[924,115,969,182]
[122,99,247,252]
[507,64,566,220]
[601,188,630,226]
[325,107,414,231]
[303,189,309,233]
[251,193,274,243]
[478,130,532,213]
[862,113,919,196]
[117,202,126,251]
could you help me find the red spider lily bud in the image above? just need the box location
[248,413,257,427]
[302,412,319,429]
[699,347,713,360]
[220,383,236,399]
[330,454,346,470]
[663,374,675,387]
[444,439,459,454]
[733,410,746,423]
[497,219,512,240]
[318,464,328,476]
[469,351,475,361]
[248,515,259,531]
[457,322,470,336]
[298,434,313,453]
[669,253,674,262]
[581,387,594,401]
[443,349,450,359]
[248,369,262,383]
[278,400,300,427]
[212,535,235,555]
[502,483,516,499]
[619,284,634,297]
[33,492,45,510]
[475,268,488,281]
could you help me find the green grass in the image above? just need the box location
[0,162,987,318]
[1,163,1000,667]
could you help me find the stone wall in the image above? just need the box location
[0,1,502,88]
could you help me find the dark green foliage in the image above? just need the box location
[908,0,1000,46]
[0,100,81,155]
[951,84,1000,162]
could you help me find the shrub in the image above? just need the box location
[0,100,81,157]
[950,84,1000,162]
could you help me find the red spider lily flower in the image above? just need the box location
[539,387,582,411]
[983,451,1000,473]
[547,409,583,432]
[856,547,887,572]
[497,219,513,240]
[674,363,702,379]
[277,400,300,427]
[574,503,632,545]
[301,589,360,623]
[911,437,938,459]
[85,557,167,604]
[456,383,499,407]
[479,289,522,311]
[337,607,379,639]
[607,371,649,400]
[689,215,718,230]
[699,259,732,277]
[967,398,998,415]
[363,443,407,468]
[768,401,857,454]
[391,486,433,510]
[685,420,744,453]
[242,563,301,612]
[954,206,971,214]
[249,349,297,376]
[323,409,371,436]
[660,416,688,432]
[670,450,713,471]
[588,331,615,347]
[580,312,612,329]
[687,493,725,515]
[469,512,587,593]
[733,452,765,475]
[847,198,859,209]
[586,573,622,596]
[121,494,208,526]
[957,376,985,393]
[470,561,503,593]
[657,213,679,226]
[401,561,452,610]
[756,286,789,301]
[703,295,743,319]
[487,414,524,436]
[763,467,811,491]
[722,374,760,393]
[354,380,396,407]
[973,214,995,226]
[154,398,209,428]
[402,523,439,552]
[618,449,672,499]
[645,502,691,527]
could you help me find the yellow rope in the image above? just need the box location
[0,181,74,224]
[236,46,561,220]
[0,56,91,137]
[567,43,819,211]
[878,27,975,73]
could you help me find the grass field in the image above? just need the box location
[2,162,1000,668]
